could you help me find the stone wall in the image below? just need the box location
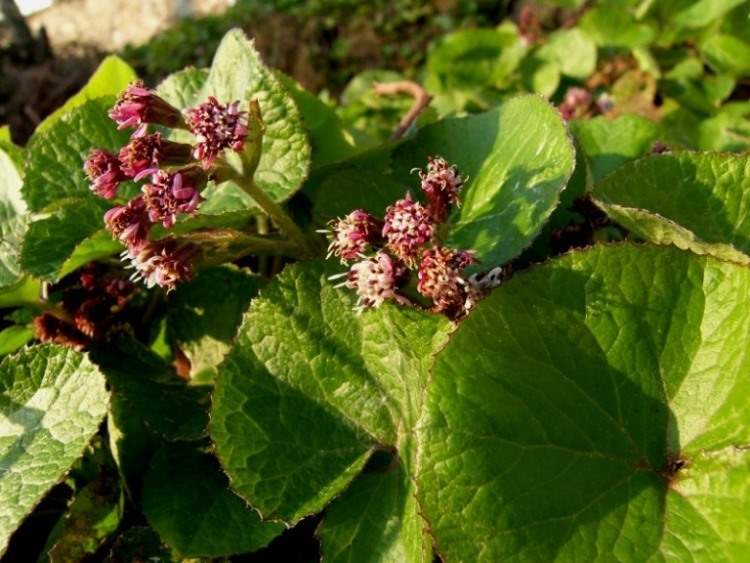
[26,0,232,51]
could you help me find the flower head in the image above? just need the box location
[417,247,476,318]
[118,132,193,180]
[104,195,151,250]
[124,238,199,291]
[186,96,248,168]
[382,194,434,264]
[33,313,89,351]
[84,149,127,200]
[418,157,464,223]
[142,168,205,228]
[324,209,382,263]
[335,252,408,312]
[109,81,185,137]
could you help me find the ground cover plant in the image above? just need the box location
[1,0,750,560]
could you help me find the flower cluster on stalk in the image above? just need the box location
[323,156,501,319]
[85,81,250,290]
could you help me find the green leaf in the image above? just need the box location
[210,260,451,524]
[0,203,27,289]
[425,26,526,93]
[21,198,116,282]
[0,277,41,309]
[701,34,750,76]
[279,73,358,169]
[579,3,656,48]
[0,144,27,289]
[36,55,137,134]
[168,266,263,382]
[143,443,283,557]
[319,463,430,563]
[92,339,210,442]
[0,325,33,357]
[417,244,750,561]
[394,95,575,268]
[200,29,311,203]
[571,114,661,184]
[0,326,33,357]
[46,469,122,563]
[23,98,131,212]
[672,0,746,29]
[0,345,109,556]
[537,28,597,80]
[156,67,208,111]
[592,152,750,264]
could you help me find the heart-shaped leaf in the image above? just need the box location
[592,152,750,264]
[417,243,750,560]
[0,345,109,556]
[210,260,451,528]
[142,443,283,557]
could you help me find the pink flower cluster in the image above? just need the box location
[85,82,250,290]
[325,156,489,319]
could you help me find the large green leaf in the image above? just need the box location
[592,152,750,264]
[0,346,109,556]
[200,29,311,203]
[168,266,263,381]
[0,144,26,289]
[394,95,575,268]
[143,443,283,557]
[318,463,431,563]
[92,339,210,442]
[579,3,656,48]
[417,244,750,561]
[36,55,137,134]
[210,261,451,528]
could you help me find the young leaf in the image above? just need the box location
[537,28,597,80]
[142,443,283,557]
[200,29,311,202]
[417,244,750,561]
[592,152,750,264]
[393,95,575,268]
[0,345,109,556]
[210,260,451,524]
[35,55,137,134]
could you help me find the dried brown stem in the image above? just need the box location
[373,80,432,140]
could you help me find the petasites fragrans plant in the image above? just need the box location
[1,24,749,563]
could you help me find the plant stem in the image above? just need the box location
[237,176,316,256]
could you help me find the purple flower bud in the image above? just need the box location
[84,149,127,200]
[104,195,151,249]
[186,96,248,168]
[324,209,382,263]
[417,247,476,318]
[335,252,409,312]
[559,87,592,121]
[109,81,186,137]
[418,157,464,223]
[142,168,205,229]
[124,237,199,291]
[118,132,194,180]
[382,193,434,264]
